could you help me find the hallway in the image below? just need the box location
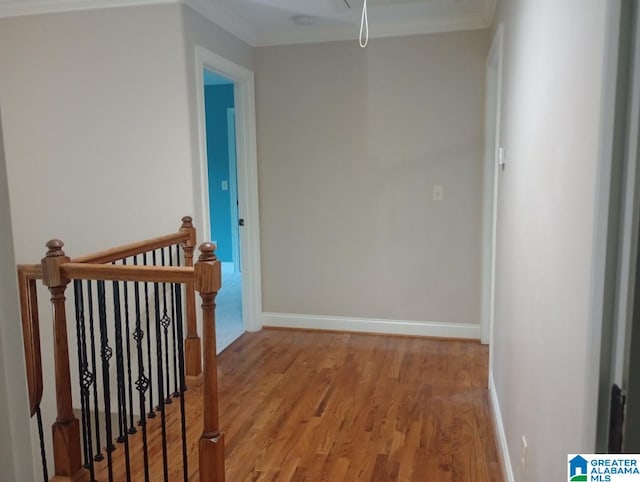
[216,269,244,352]
[219,329,502,481]
[91,328,502,481]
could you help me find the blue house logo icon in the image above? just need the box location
[569,455,588,481]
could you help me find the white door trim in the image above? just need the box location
[611,0,640,391]
[585,0,632,450]
[482,24,503,351]
[227,107,241,273]
[194,45,263,332]
[591,0,640,450]
[484,26,511,482]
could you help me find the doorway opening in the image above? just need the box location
[202,68,243,351]
[193,46,263,351]
[595,0,640,453]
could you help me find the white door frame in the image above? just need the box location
[592,0,640,450]
[611,0,640,393]
[194,45,262,332]
[227,107,241,273]
[482,25,503,354]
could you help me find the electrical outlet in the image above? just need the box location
[521,435,528,481]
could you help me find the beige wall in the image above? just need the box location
[489,0,610,479]
[0,4,193,468]
[255,31,489,325]
[0,4,193,262]
[0,109,34,482]
[0,3,253,471]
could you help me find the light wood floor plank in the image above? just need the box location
[91,329,502,481]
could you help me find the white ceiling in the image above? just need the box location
[0,0,497,47]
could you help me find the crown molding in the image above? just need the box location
[256,12,490,47]
[0,0,494,48]
[181,0,259,46]
[0,0,175,18]
[183,2,492,48]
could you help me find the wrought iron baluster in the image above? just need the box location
[109,261,126,446]
[97,280,115,482]
[174,282,189,481]
[133,256,151,482]
[153,276,170,482]
[86,281,103,462]
[112,281,132,481]
[35,407,49,482]
[73,281,95,481]
[160,248,172,405]
[144,252,155,419]
[121,259,136,435]
[72,282,89,465]
[170,245,180,398]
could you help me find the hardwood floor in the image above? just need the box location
[93,329,503,481]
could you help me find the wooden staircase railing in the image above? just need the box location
[17,216,224,482]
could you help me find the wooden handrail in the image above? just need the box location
[17,263,42,279]
[61,263,194,283]
[17,216,211,481]
[72,231,189,264]
[14,232,192,282]
[18,217,202,418]
[17,267,43,417]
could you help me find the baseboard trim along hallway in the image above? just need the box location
[489,372,515,482]
[262,312,481,339]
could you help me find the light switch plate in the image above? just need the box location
[498,147,506,169]
[433,185,444,201]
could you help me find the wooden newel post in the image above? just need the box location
[41,240,88,482]
[180,216,202,380]
[195,242,225,482]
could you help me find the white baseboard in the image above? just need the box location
[262,312,480,339]
[489,372,515,482]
